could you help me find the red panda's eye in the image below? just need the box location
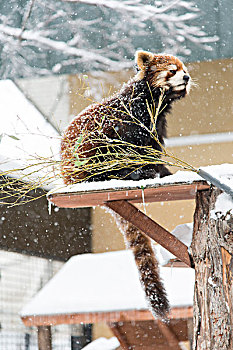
[169,70,176,75]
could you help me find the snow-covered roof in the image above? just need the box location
[0,79,61,188]
[21,250,195,318]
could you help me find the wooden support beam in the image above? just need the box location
[105,200,192,267]
[157,320,181,350]
[109,323,132,350]
[37,326,52,350]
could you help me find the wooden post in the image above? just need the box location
[37,326,52,350]
[191,188,233,350]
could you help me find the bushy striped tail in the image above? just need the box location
[113,213,170,320]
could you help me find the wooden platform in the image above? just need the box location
[48,181,209,209]
[47,180,209,268]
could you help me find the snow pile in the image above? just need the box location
[0,80,61,188]
[21,250,195,318]
[200,164,233,188]
[210,192,233,220]
[82,337,120,350]
[48,164,233,195]
[154,223,193,265]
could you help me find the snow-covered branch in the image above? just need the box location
[0,24,119,70]
[62,0,198,17]
[0,0,218,79]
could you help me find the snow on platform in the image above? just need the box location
[47,164,233,209]
[21,250,195,319]
[48,164,233,195]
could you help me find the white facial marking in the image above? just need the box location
[157,71,167,78]
[168,69,191,93]
[151,62,191,93]
[167,64,177,71]
[154,71,169,89]
[169,70,184,84]
[173,84,186,91]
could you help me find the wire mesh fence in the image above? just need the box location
[0,250,86,349]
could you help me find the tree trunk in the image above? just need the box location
[191,188,233,350]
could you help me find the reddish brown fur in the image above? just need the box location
[61,52,190,184]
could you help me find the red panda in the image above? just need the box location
[61,50,191,319]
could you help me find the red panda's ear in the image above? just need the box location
[135,51,154,70]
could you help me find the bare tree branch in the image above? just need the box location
[19,0,36,39]
[0,24,123,69]
[0,0,218,79]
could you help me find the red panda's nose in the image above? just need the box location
[183,75,190,83]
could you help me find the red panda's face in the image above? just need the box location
[135,51,191,97]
